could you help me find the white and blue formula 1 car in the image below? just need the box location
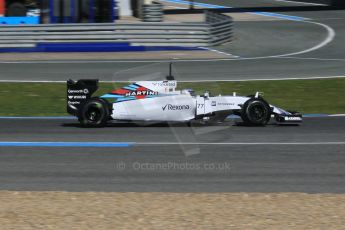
[67,79,302,127]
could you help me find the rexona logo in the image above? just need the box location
[125,90,158,97]
[162,104,190,111]
[284,116,302,121]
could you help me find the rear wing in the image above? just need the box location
[67,79,98,116]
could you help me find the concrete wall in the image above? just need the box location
[118,0,132,16]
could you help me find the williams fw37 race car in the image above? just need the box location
[67,79,302,127]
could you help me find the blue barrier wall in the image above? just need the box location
[0,42,203,53]
[0,17,39,25]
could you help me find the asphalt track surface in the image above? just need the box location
[0,3,344,193]
[0,117,344,193]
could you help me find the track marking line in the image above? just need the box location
[1,54,344,64]
[251,12,308,21]
[329,114,345,117]
[1,53,344,64]
[160,0,309,21]
[137,142,345,145]
[274,0,326,6]
[0,142,132,147]
[267,21,335,58]
[1,141,345,147]
[276,56,345,61]
[199,47,240,58]
[161,0,335,59]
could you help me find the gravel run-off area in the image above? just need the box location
[1,192,345,230]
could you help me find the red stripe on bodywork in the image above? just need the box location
[111,89,130,95]
[136,95,146,99]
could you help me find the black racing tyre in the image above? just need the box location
[78,98,109,127]
[241,98,271,125]
[6,3,27,16]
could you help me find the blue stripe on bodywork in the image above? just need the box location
[128,84,139,89]
[100,94,124,98]
[116,97,136,102]
[123,86,137,91]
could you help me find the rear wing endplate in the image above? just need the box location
[67,79,98,116]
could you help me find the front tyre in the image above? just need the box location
[241,98,271,126]
[78,98,109,127]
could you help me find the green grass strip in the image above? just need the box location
[0,78,344,116]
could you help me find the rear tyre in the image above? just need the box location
[241,98,271,126]
[78,98,109,127]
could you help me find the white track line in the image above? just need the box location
[160,0,336,59]
[190,20,336,60]
[277,56,345,61]
[136,142,345,145]
[329,114,345,117]
[1,51,342,64]
[1,52,344,64]
[199,47,240,58]
[275,0,326,6]
[267,21,336,58]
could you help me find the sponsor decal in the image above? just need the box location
[68,95,86,100]
[68,89,89,94]
[68,88,89,105]
[284,116,302,121]
[152,82,176,87]
[108,85,159,101]
[217,102,235,106]
[125,90,158,97]
[68,101,80,105]
[162,104,190,111]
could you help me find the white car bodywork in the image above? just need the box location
[98,80,299,123]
